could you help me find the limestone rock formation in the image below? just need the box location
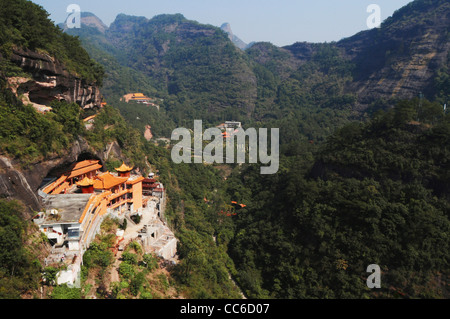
[0,137,127,214]
[7,48,102,111]
[0,138,90,212]
[220,22,249,50]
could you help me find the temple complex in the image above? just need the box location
[34,159,173,286]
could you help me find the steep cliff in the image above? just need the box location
[0,0,110,213]
[0,138,90,213]
[337,0,450,106]
[246,0,450,111]
[220,22,248,50]
[6,48,102,112]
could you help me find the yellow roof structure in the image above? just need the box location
[67,160,102,179]
[115,162,133,173]
[93,172,128,190]
[76,176,94,187]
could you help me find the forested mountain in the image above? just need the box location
[63,0,449,299]
[337,0,450,107]
[0,0,243,299]
[227,99,449,298]
[66,13,257,120]
[0,0,448,300]
[67,0,449,143]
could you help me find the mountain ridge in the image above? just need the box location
[66,13,258,118]
[0,0,449,300]
[64,1,450,121]
[336,0,450,106]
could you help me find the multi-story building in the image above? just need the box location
[34,160,145,285]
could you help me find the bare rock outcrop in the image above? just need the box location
[0,138,92,213]
[7,48,102,111]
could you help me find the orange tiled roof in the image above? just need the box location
[67,161,102,179]
[76,176,94,187]
[83,115,97,122]
[52,181,70,195]
[93,172,128,190]
[43,174,68,194]
[115,162,133,173]
[71,160,100,170]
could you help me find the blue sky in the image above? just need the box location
[32,0,413,46]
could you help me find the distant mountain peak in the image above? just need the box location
[220,22,248,50]
[221,22,233,35]
[81,12,108,33]
[61,12,108,33]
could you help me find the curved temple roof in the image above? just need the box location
[76,176,94,187]
[115,162,134,173]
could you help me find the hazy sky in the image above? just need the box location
[32,0,413,47]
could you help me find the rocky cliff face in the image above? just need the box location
[247,0,450,110]
[7,48,102,111]
[0,138,90,213]
[0,137,126,215]
[0,156,41,212]
[337,0,450,106]
[220,23,248,50]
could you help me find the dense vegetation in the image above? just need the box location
[227,99,450,298]
[0,0,104,84]
[0,200,44,298]
[74,217,179,299]
[0,0,449,300]
[0,77,83,166]
[0,0,106,165]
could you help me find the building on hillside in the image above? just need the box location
[142,179,166,220]
[152,184,165,199]
[35,159,173,286]
[216,121,242,139]
[93,171,144,214]
[33,194,93,251]
[121,93,160,109]
[139,221,177,261]
[36,160,144,252]
[122,93,151,104]
[83,115,97,130]
[42,160,102,195]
